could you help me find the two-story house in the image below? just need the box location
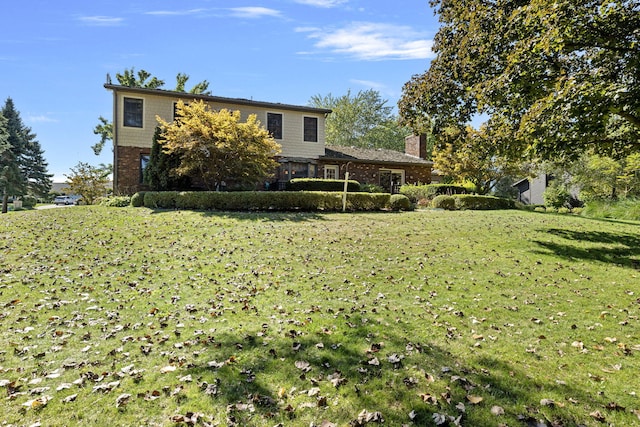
[105,84,433,194]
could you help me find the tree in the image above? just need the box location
[94,69,212,155]
[143,126,191,191]
[399,1,640,161]
[1,98,52,213]
[432,125,523,195]
[568,153,640,201]
[157,100,281,190]
[64,162,110,205]
[309,89,411,151]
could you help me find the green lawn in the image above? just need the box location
[1,207,639,426]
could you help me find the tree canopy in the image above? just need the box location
[433,125,524,194]
[309,89,410,152]
[156,101,281,190]
[399,0,640,161]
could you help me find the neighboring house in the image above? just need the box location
[512,174,549,205]
[105,84,433,194]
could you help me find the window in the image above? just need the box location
[379,169,405,194]
[124,97,143,128]
[267,113,283,139]
[304,117,318,142]
[140,154,150,184]
[324,165,338,180]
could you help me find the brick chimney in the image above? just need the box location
[405,134,428,159]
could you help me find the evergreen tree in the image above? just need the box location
[144,126,191,191]
[1,98,52,212]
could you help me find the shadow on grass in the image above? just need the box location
[532,228,640,269]
[147,208,329,222]
[181,324,618,426]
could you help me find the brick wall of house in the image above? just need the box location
[318,161,432,187]
[116,146,150,195]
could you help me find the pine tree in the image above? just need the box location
[1,98,52,212]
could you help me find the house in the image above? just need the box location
[105,84,433,194]
[512,174,549,205]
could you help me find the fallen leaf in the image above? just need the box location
[491,405,504,415]
[115,393,131,408]
[467,395,483,404]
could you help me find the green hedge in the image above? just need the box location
[390,194,413,211]
[454,195,515,210]
[431,194,515,210]
[135,191,396,212]
[285,178,361,192]
[400,184,470,203]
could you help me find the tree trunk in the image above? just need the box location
[2,191,8,214]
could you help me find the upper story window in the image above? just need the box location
[173,102,189,121]
[123,97,143,128]
[267,113,283,140]
[304,117,318,142]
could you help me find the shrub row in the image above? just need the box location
[432,194,515,210]
[134,191,412,212]
[400,184,470,203]
[285,178,361,192]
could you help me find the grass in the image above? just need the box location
[1,206,639,426]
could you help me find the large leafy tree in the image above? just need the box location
[399,0,640,161]
[157,101,281,190]
[1,98,52,213]
[433,125,524,194]
[93,68,211,155]
[309,89,411,151]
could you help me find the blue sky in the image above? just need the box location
[1,1,439,181]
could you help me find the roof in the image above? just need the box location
[104,84,332,115]
[322,146,433,166]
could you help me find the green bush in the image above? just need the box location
[534,207,546,212]
[100,196,131,207]
[360,183,385,193]
[431,195,456,210]
[453,195,515,210]
[543,184,571,209]
[139,191,392,212]
[285,178,360,192]
[400,184,469,203]
[131,192,146,207]
[389,194,412,211]
[21,196,37,209]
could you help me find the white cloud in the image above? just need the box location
[350,79,386,91]
[293,0,347,7]
[298,22,434,61]
[26,114,58,123]
[228,7,283,19]
[78,16,124,26]
[145,9,206,16]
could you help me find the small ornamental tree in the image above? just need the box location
[64,162,111,205]
[157,101,281,190]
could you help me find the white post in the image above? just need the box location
[342,171,349,212]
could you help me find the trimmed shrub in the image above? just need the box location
[390,194,412,211]
[431,195,456,210]
[131,192,145,207]
[285,178,360,192]
[401,184,469,203]
[140,191,391,212]
[100,196,131,207]
[453,195,515,210]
